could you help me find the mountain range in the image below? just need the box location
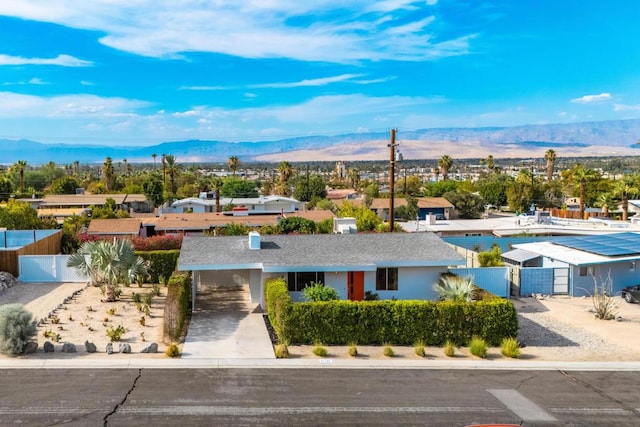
[2,119,639,165]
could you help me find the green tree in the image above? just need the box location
[48,176,80,194]
[164,155,179,194]
[438,155,453,181]
[0,199,45,229]
[423,180,461,197]
[293,175,327,202]
[222,223,251,235]
[302,282,339,302]
[102,157,116,192]
[476,173,513,208]
[67,240,147,302]
[278,216,316,234]
[11,160,27,194]
[613,176,640,221]
[477,245,505,267]
[337,201,382,231]
[443,191,484,219]
[142,174,165,207]
[277,161,294,196]
[0,178,13,202]
[220,177,258,198]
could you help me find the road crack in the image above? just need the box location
[558,370,640,418]
[103,368,142,426]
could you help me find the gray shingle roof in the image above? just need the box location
[178,232,465,272]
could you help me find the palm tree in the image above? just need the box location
[277,161,294,196]
[67,240,147,302]
[164,155,178,194]
[161,154,167,186]
[572,166,599,219]
[151,153,157,170]
[486,155,495,172]
[613,177,640,221]
[227,156,241,176]
[438,155,453,181]
[102,157,116,191]
[348,168,361,190]
[210,177,224,213]
[11,160,28,194]
[544,149,556,181]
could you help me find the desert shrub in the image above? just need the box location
[302,282,339,302]
[312,342,328,357]
[443,340,456,357]
[414,340,426,357]
[0,304,37,355]
[163,272,192,342]
[382,344,394,357]
[469,336,488,358]
[165,342,181,358]
[142,292,154,305]
[591,272,618,320]
[274,343,290,358]
[501,337,521,358]
[106,325,125,342]
[433,273,475,302]
[151,284,161,296]
[348,343,358,357]
[132,292,142,303]
[364,290,379,301]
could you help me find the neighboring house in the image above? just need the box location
[86,218,145,240]
[505,232,640,297]
[150,210,334,235]
[177,232,465,309]
[39,194,152,214]
[370,197,454,221]
[37,207,91,225]
[168,195,305,214]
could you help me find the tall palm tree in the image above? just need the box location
[572,166,599,219]
[151,153,157,170]
[486,155,495,172]
[438,155,453,181]
[161,154,167,186]
[278,161,294,184]
[164,155,178,194]
[210,177,224,213]
[544,149,556,181]
[614,177,640,221]
[11,160,28,194]
[102,157,116,191]
[227,156,241,176]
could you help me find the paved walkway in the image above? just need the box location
[181,284,275,359]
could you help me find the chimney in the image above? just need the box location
[248,231,261,250]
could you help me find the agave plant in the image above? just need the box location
[67,240,148,302]
[433,273,476,302]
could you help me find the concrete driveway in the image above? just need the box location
[181,284,275,359]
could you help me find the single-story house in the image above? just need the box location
[168,195,305,214]
[39,193,152,213]
[506,232,640,297]
[177,232,465,310]
[149,210,334,235]
[370,197,455,221]
[86,218,145,240]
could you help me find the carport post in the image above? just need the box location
[192,271,198,311]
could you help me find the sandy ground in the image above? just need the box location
[2,283,640,361]
[1,282,168,358]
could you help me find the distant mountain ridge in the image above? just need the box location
[2,118,639,164]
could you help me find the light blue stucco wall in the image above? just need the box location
[570,262,640,297]
[374,267,443,301]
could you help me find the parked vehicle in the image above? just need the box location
[621,285,640,303]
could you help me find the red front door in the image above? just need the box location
[348,271,364,301]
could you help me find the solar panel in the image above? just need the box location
[553,232,640,257]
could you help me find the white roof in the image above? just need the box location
[513,241,640,266]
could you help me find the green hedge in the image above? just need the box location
[163,271,192,343]
[137,250,180,285]
[265,278,518,346]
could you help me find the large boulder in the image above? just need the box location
[61,343,76,353]
[43,341,55,353]
[140,343,158,353]
[0,271,17,293]
[84,341,97,353]
[119,343,132,354]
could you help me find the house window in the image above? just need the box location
[376,268,398,291]
[287,272,325,292]
[579,266,594,277]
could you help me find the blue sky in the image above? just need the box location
[1,0,639,146]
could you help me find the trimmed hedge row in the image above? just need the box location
[163,271,192,343]
[264,277,518,346]
[137,250,180,285]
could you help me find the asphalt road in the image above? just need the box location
[1,368,639,426]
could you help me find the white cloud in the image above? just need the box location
[0,53,92,67]
[250,74,363,89]
[570,93,612,104]
[0,91,148,118]
[613,103,640,112]
[0,1,473,63]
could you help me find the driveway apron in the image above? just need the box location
[181,284,275,359]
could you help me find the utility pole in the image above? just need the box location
[388,129,396,232]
